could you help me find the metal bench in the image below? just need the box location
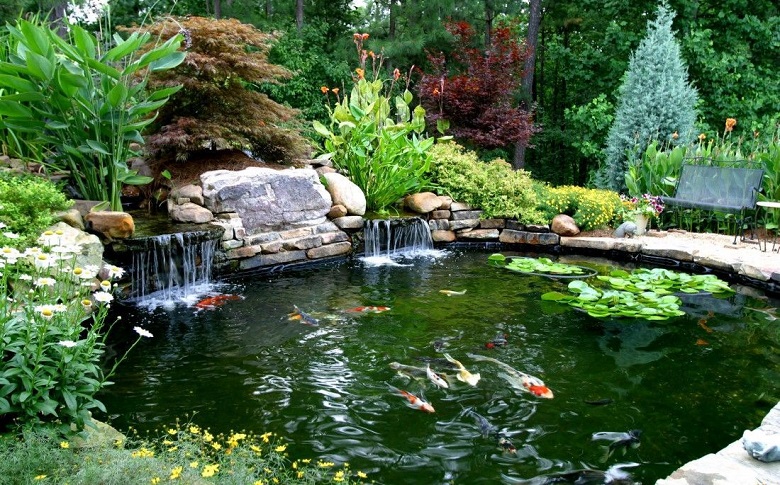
[661,163,764,244]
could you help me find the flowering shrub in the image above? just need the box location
[0,228,151,430]
[0,174,72,248]
[620,194,664,222]
[313,33,433,213]
[539,186,622,230]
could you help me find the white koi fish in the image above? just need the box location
[439,289,467,296]
[426,364,449,389]
[467,353,554,399]
[443,353,481,386]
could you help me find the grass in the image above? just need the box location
[0,419,367,484]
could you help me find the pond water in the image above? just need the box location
[100,250,780,484]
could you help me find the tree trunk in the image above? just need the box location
[484,0,494,47]
[512,0,541,170]
[48,1,68,38]
[265,0,273,17]
[213,0,222,19]
[296,0,304,31]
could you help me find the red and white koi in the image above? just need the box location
[387,384,435,413]
[467,353,554,399]
[443,353,481,386]
[426,364,449,389]
[346,306,391,313]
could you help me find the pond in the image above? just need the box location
[100,249,780,484]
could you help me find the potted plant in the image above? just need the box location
[620,194,664,235]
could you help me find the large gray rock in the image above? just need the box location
[171,184,204,206]
[44,222,103,270]
[322,172,366,216]
[201,167,332,234]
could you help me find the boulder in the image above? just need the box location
[56,208,85,231]
[322,172,366,216]
[405,192,442,214]
[84,211,135,241]
[201,167,332,234]
[171,184,205,206]
[551,214,580,237]
[43,222,103,269]
[332,216,364,230]
[327,204,348,219]
[169,202,214,223]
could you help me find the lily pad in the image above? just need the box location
[489,254,597,279]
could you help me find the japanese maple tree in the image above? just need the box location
[418,21,537,150]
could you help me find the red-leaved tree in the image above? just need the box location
[418,22,538,150]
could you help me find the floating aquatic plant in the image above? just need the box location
[488,254,594,278]
[596,268,735,295]
[542,280,687,320]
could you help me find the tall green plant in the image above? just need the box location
[594,2,698,192]
[0,18,184,210]
[313,34,433,213]
[625,141,685,198]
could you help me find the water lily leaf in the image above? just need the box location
[541,291,569,301]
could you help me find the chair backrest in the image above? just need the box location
[674,164,764,209]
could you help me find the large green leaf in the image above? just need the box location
[0,100,32,118]
[104,32,147,62]
[85,139,110,155]
[0,74,37,93]
[149,51,186,72]
[25,51,54,81]
[107,83,128,108]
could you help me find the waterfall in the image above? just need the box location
[128,231,219,302]
[363,217,435,258]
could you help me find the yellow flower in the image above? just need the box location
[334,470,345,482]
[170,466,183,480]
[318,460,335,468]
[211,442,222,450]
[292,461,298,469]
[34,475,47,480]
[167,428,177,435]
[698,133,706,141]
[189,425,200,434]
[357,471,368,479]
[189,461,199,469]
[60,441,69,449]
[274,444,287,452]
[253,481,265,485]
[272,479,279,484]
[301,459,311,464]
[201,464,219,478]
[297,471,305,478]
[355,68,365,80]
[250,445,262,454]
[151,478,160,484]
[163,440,173,446]
[261,432,272,443]
[203,431,213,442]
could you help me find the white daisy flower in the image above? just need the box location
[104,265,125,279]
[133,326,153,338]
[93,292,113,304]
[99,280,111,292]
[58,340,78,348]
[34,277,56,287]
[3,232,19,239]
[36,305,56,320]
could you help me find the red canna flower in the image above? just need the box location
[355,68,365,80]
[320,86,329,94]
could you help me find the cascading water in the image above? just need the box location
[127,231,219,304]
[362,217,442,264]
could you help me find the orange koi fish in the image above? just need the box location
[194,294,242,310]
[467,353,553,399]
[288,305,319,326]
[346,306,391,313]
[387,384,435,413]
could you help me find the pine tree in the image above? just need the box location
[594,2,698,192]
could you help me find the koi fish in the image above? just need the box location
[745,306,778,321]
[465,408,497,438]
[288,305,319,326]
[388,361,428,379]
[387,384,435,413]
[467,353,553,399]
[439,289,467,296]
[592,430,642,460]
[485,332,508,349]
[498,436,517,454]
[426,364,449,389]
[346,305,391,313]
[194,294,242,310]
[443,353,481,386]
[541,462,640,484]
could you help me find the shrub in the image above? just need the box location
[427,142,544,223]
[0,230,146,430]
[539,185,622,230]
[0,174,72,248]
[313,33,433,213]
[121,17,311,164]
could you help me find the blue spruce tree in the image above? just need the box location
[595,2,698,192]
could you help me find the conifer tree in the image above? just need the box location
[594,2,697,192]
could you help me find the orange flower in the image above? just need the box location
[432,88,440,96]
[724,118,737,133]
[331,88,339,95]
[320,86,329,94]
[698,133,706,141]
[361,33,369,40]
[355,68,365,80]
[353,33,361,40]
[368,50,375,58]
[671,131,679,140]
[393,68,400,81]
